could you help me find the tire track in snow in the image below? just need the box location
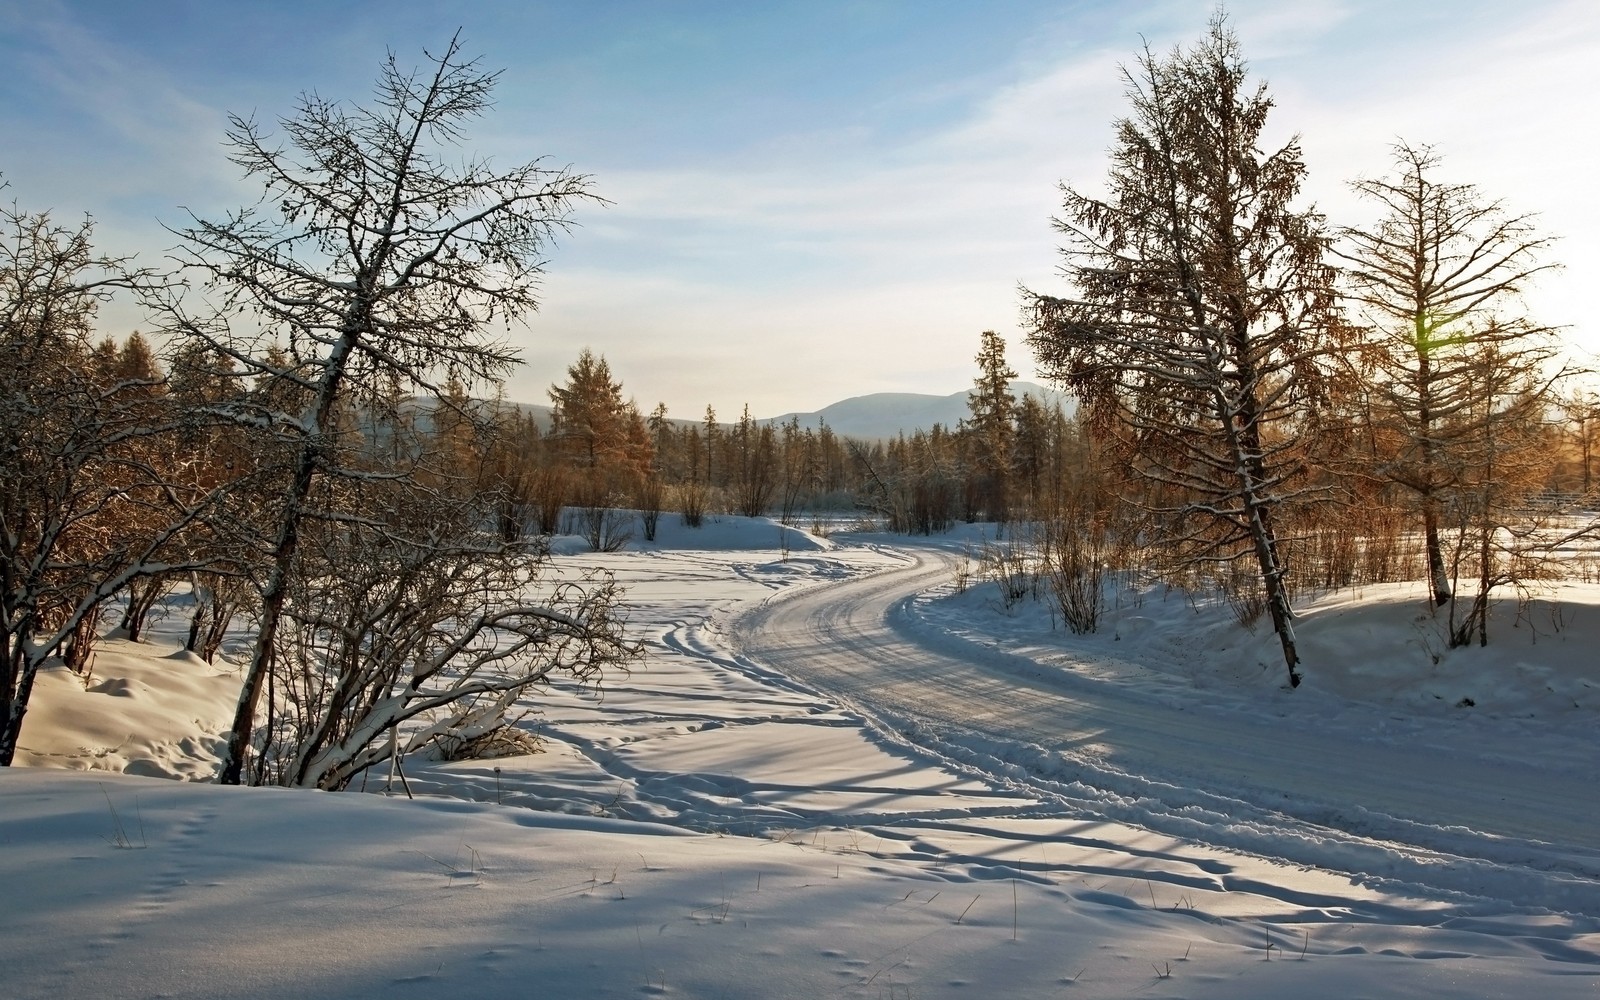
[731,541,1600,919]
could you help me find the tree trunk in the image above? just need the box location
[217,309,367,785]
[1422,496,1452,607]
[216,450,315,785]
[1236,422,1301,687]
[1416,337,1452,607]
[185,577,211,653]
[1248,501,1301,687]
[0,650,40,766]
[1225,332,1302,688]
[63,606,100,674]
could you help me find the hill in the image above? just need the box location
[763,380,1072,439]
[442,381,1074,441]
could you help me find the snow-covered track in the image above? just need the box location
[732,541,1600,917]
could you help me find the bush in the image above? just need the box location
[1046,517,1106,635]
[981,539,1036,611]
[432,723,543,761]
[638,476,664,542]
[677,482,708,528]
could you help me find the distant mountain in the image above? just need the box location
[764,380,1073,441]
[450,380,1073,441]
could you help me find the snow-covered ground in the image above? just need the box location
[3,514,1597,998]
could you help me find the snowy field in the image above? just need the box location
[3,515,1598,998]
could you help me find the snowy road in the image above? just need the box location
[733,540,1600,915]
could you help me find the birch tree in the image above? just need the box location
[160,35,604,784]
[1024,15,1338,687]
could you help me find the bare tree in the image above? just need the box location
[249,478,633,790]
[1024,15,1339,688]
[0,202,209,764]
[846,439,901,531]
[1333,141,1561,608]
[159,35,604,784]
[1439,343,1556,646]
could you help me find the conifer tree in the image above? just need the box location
[1334,142,1561,609]
[549,349,627,472]
[965,330,1018,523]
[1025,15,1338,687]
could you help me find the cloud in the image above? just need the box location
[503,44,1132,414]
[7,0,1589,415]
[0,4,235,206]
[522,0,1596,414]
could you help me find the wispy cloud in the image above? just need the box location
[521,0,1594,414]
[3,0,1589,414]
[1,3,233,206]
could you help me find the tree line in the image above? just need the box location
[486,338,1091,543]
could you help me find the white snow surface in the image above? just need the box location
[3,515,1598,998]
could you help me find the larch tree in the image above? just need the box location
[1024,15,1339,688]
[1559,390,1598,497]
[965,330,1018,524]
[98,333,177,645]
[701,405,721,485]
[620,401,655,485]
[1333,141,1561,609]
[1441,340,1557,646]
[1012,392,1052,516]
[160,35,614,785]
[730,404,777,517]
[647,403,675,477]
[776,415,809,525]
[549,348,627,472]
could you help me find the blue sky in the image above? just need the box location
[2,1,1595,417]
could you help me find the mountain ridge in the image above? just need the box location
[761,380,1071,440]
[458,380,1073,441]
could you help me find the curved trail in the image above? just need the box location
[733,542,1600,913]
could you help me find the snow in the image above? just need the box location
[3,514,1597,998]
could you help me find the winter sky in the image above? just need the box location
[2,0,1595,418]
